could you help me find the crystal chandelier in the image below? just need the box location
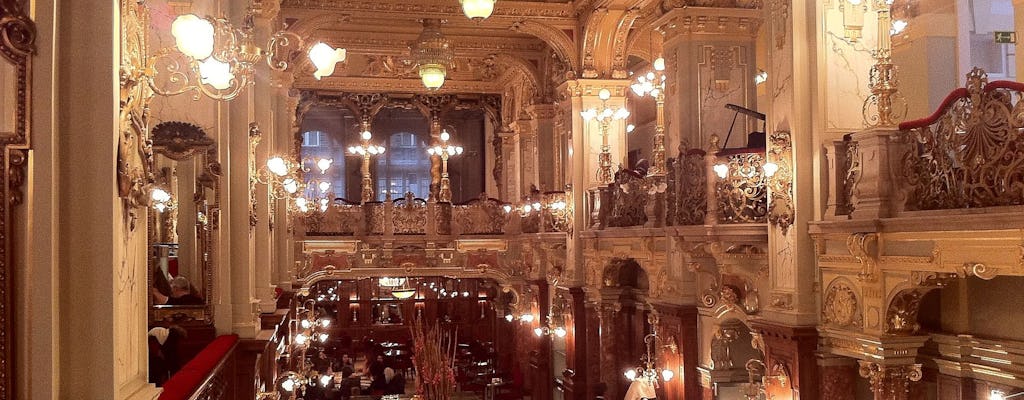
[411,19,454,90]
[459,0,496,21]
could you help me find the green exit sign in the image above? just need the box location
[995,31,1017,44]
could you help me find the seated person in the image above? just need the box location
[383,367,406,395]
[147,325,187,386]
[152,276,204,305]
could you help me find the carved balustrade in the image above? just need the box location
[827,68,1024,220]
[294,191,570,238]
[588,145,768,230]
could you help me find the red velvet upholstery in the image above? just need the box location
[899,80,1024,130]
[158,334,239,400]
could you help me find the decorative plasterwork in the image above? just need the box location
[294,76,505,93]
[654,7,763,40]
[118,0,154,226]
[858,361,922,399]
[822,278,862,329]
[846,232,878,281]
[0,0,33,397]
[281,0,576,23]
[151,122,215,161]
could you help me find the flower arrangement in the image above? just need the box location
[410,317,457,400]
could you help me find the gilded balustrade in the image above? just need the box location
[713,150,769,224]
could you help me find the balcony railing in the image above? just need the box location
[296,191,571,237]
[826,68,1024,220]
[588,145,770,230]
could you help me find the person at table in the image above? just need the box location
[384,367,406,395]
[367,354,387,382]
[151,276,204,305]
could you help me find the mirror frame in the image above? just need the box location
[148,121,219,324]
[0,0,34,398]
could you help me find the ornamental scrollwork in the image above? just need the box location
[716,152,768,223]
[822,280,862,329]
[672,149,707,226]
[858,361,922,399]
[392,192,427,235]
[118,0,155,224]
[900,68,1024,211]
[766,131,793,234]
[452,194,508,234]
[607,170,649,227]
[884,289,931,335]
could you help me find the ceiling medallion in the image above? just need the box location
[411,19,454,90]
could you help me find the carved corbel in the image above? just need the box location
[847,232,879,281]
[688,260,721,307]
[960,262,998,280]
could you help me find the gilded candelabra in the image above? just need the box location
[861,0,907,127]
[347,120,386,203]
[631,57,667,177]
[426,129,464,202]
[581,89,630,185]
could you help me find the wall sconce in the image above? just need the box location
[840,0,868,42]
[150,186,177,213]
[992,390,1024,400]
[153,8,347,101]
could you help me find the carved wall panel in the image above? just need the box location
[0,0,33,397]
[391,193,427,235]
[607,170,648,227]
[670,149,707,226]
[822,278,862,330]
[453,194,509,234]
[716,152,768,223]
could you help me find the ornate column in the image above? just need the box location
[529,280,553,400]
[597,294,624,400]
[818,355,858,400]
[501,131,521,200]
[651,303,700,400]
[518,113,540,194]
[531,104,558,191]
[428,114,442,202]
[251,9,278,313]
[858,361,923,400]
[563,287,593,400]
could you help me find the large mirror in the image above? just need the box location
[148,121,219,323]
[0,60,15,138]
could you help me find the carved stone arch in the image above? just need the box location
[610,8,643,78]
[508,20,579,71]
[624,18,664,64]
[580,8,609,78]
[494,53,542,94]
[600,258,650,290]
[822,277,863,330]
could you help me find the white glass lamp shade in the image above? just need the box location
[318,181,331,193]
[520,314,535,323]
[661,369,674,381]
[614,108,631,120]
[504,314,514,322]
[533,327,544,337]
[624,369,638,381]
[319,374,332,387]
[198,57,234,90]
[361,130,372,140]
[301,319,312,329]
[580,109,597,121]
[283,179,299,194]
[460,0,495,21]
[762,161,779,177]
[626,124,636,133]
[991,391,1006,400]
[267,157,289,176]
[598,88,611,100]
[171,14,215,60]
[318,332,329,343]
[891,20,907,35]
[316,158,333,174]
[309,42,347,80]
[281,377,296,392]
[295,333,308,345]
[653,56,666,71]
[419,64,447,90]
[554,327,567,337]
[631,83,645,97]
[713,163,729,179]
[440,130,451,141]
[151,188,171,203]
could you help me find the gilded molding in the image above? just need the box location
[654,7,764,40]
[846,232,879,281]
[0,0,33,397]
[823,279,862,329]
[857,361,922,400]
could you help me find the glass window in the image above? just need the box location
[376,132,431,200]
[302,131,323,147]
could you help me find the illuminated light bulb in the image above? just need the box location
[294,197,308,209]
[662,369,674,381]
[440,130,451,141]
[301,319,312,329]
[455,147,463,155]
[318,332,329,342]
[598,88,611,100]
[198,57,234,90]
[580,109,597,121]
[653,56,665,71]
[522,205,531,213]
[505,314,514,322]
[713,163,729,179]
[267,157,289,176]
[614,108,630,120]
[631,83,645,97]
[532,202,541,210]
[295,333,308,345]
[646,72,655,80]
[502,205,512,213]
[624,369,638,381]
[309,42,347,80]
[319,181,331,193]
[762,162,779,177]
[283,179,299,194]
[462,291,470,297]
[447,147,456,156]
[319,374,332,387]
[154,203,168,213]
[755,70,769,85]
[520,314,535,323]
[534,327,544,337]
[171,14,215,60]
[626,124,636,133]
[361,130,372,140]
[316,158,333,174]
[320,319,331,328]
[281,377,296,392]
[151,188,171,202]
[419,64,447,90]
[554,327,567,338]
[891,20,908,35]
[459,0,495,21]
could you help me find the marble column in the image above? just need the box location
[819,356,858,400]
[518,116,539,194]
[531,104,558,191]
[858,361,923,400]
[50,1,159,398]
[252,11,278,314]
